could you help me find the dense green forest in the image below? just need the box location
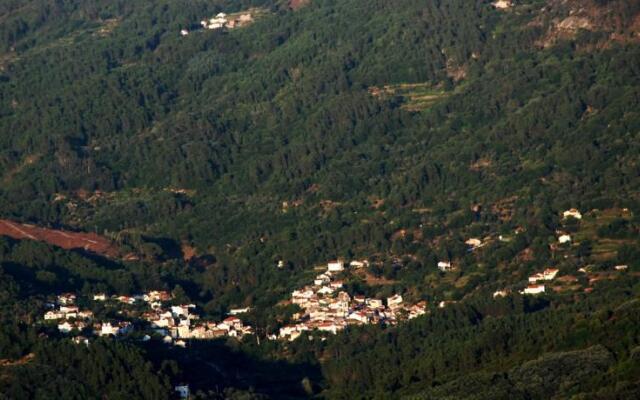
[1,0,640,398]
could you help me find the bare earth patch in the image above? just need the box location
[0,219,120,258]
[289,0,311,11]
[0,353,35,367]
[182,243,197,262]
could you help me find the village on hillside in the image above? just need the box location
[42,290,253,347]
[274,259,427,341]
[489,208,632,298]
[179,8,267,36]
[40,208,633,348]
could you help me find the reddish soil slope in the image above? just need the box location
[0,219,119,258]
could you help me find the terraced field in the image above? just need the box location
[368,82,450,111]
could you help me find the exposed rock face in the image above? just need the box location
[533,0,640,48]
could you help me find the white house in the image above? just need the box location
[100,322,132,336]
[77,310,94,320]
[100,323,118,336]
[223,316,243,329]
[145,290,171,302]
[314,274,331,286]
[492,0,512,9]
[152,318,172,329]
[529,268,559,283]
[558,234,572,244]
[117,296,136,305]
[336,291,351,302]
[387,294,403,309]
[615,265,629,271]
[60,305,79,314]
[327,260,345,272]
[171,305,189,317]
[229,307,251,315]
[180,29,189,36]
[438,261,453,272]
[350,260,368,269]
[493,290,509,298]
[408,302,427,319]
[329,281,344,290]
[58,321,74,333]
[318,286,335,295]
[177,325,191,339]
[528,273,544,283]
[563,209,582,220]
[543,268,559,280]
[522,284,545,295]
[216,322,231,332]
[279,325,298,338]
[366,298,383,308]
[348,311,370,324]
[465,238,482,248]
[93,293,107,301]
[45,311,65,320]
[317,321,343,334]
[207,22,224,30]
[57,293,76,305]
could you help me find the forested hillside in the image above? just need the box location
[1,0,639,398]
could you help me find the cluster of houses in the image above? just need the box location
[181,11,254,35]
[44,293,95,334]
[557,209,583,243]
[493,267,560,298]
[273,260,427,341]
[492,209,588,298]
[521,267,559,294]
[43,290,252,346]
[140,303,253,345]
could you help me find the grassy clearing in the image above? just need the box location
[369,82,449,111]
[572,208,635,261]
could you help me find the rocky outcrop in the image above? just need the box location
[532,0,640,48]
